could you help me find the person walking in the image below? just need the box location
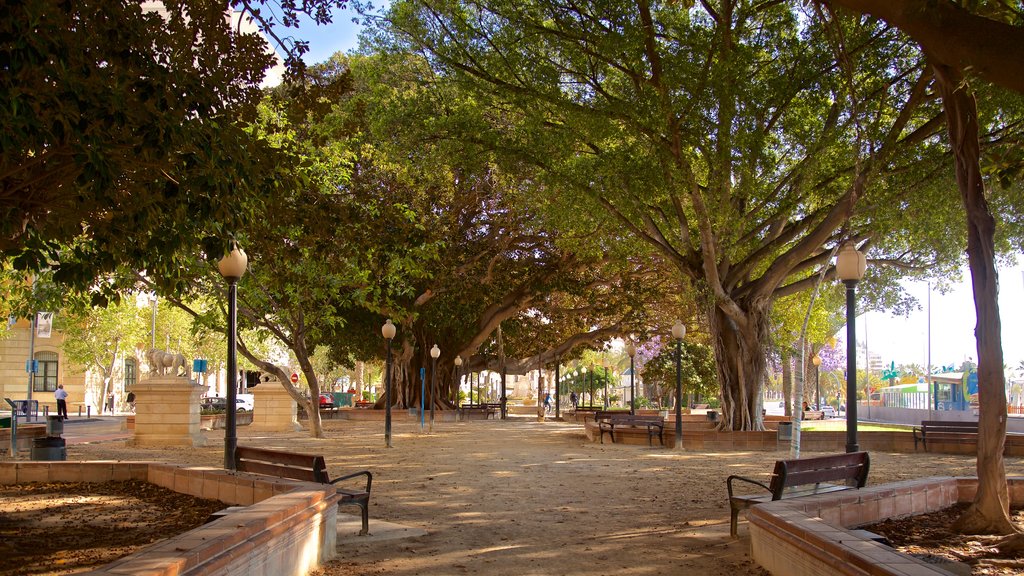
[569,391,578,411]
[54,384,69,421]
[543,392,552,414]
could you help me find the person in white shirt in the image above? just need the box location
[54,384,69,421]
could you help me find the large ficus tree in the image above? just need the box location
[1,0,346,297]
[376,0,964,430]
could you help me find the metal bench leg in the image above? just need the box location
[730,508,740,538]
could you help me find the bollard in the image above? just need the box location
[43,406,49,417]
[78,406,82,417]
[87,406,91,418]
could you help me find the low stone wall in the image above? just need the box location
[582,423,1024,455]
[0,424,47,455]
[748,476,1024,576]
[0,461,340,576]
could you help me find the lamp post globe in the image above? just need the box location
[218,244,247,471]
[429,345,440,432]
[672,320,685,449]
[836,243,866,453]
[381,319,396,447]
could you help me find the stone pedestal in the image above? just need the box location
[129,376,206,447]
[250,377,301,432]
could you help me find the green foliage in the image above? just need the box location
[639,340,717,406]
[0,0,348,301]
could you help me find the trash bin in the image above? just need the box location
[30,436,66,461]
[706,410,718,422]
[46,415,63,437]
[776,421,793,441]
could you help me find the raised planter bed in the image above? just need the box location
[748,475,1024,576]
[0,460,340,576]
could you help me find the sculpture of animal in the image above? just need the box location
[147,348,190,379]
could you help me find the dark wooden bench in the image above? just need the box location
[593,409,630,422]
[913,420,979,451]
[234,446,373,535]
[726,451,870,537]
[459,403,500,419]
[598,413,665,446]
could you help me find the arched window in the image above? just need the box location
[124,358,137,388]
[33,351,59,392]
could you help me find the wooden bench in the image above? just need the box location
[234,446,373,535]
[598,413,665,446]
[726,451,870,537]
[802,410,824,420]
[459,403,499,419]
[913,420,979,451]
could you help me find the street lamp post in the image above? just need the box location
[382,319,396,448]
[430,344,440,433]
[603,364,609,409]
[454,355,462,408]
[149,295,158,350]
[672,320,686,449]
[582,366,589,407]
[554,359,561,418]
[626,341,637,415]
[217,244,248,471]
[812,354,822,413]
[837,243,866,452]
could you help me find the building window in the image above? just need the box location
[124,358,137,388]
[33,351,59,392]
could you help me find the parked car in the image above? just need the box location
[820,405,837,419]
[200,396,252,413]
[319,393,334,409]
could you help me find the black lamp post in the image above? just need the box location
[218,244,248,471]
[603,363,609,409]
[837,243,866,452]
[672,320,686,450]
[554,359,561,418]
[581,366,588,407]
[430,344,440,433]
[382,319,396,448]
[454,355,462,407]
[812,354,822,414]
[626,340,637,415]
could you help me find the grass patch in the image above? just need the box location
[801,421,911,432]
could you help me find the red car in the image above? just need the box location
[318,393,334,409]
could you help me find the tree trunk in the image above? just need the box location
[932,62,1015,535]
[711,303,770,431]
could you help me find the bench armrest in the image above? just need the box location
[330,470,373,493]
[726,474,771,499]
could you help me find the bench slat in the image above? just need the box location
[234,445,372,536]
[728,451,869,538]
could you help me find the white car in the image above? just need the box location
[820,405,837,419]
[237,393,255,412]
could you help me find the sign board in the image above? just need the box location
[192,359,208,374]
[290,373,299,384]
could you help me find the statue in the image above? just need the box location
[147,348,191,379]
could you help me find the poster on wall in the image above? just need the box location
[36,312,53,338]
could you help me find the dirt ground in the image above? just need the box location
[16,416,1024,575]
[868,503,1024,575]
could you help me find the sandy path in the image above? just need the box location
[66,416,1024,576]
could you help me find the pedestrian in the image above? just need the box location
[107,392,115,414]
[569,391,578,411]
[126,391,136,414]
[543,392,552,413]
[55,384,69,421]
